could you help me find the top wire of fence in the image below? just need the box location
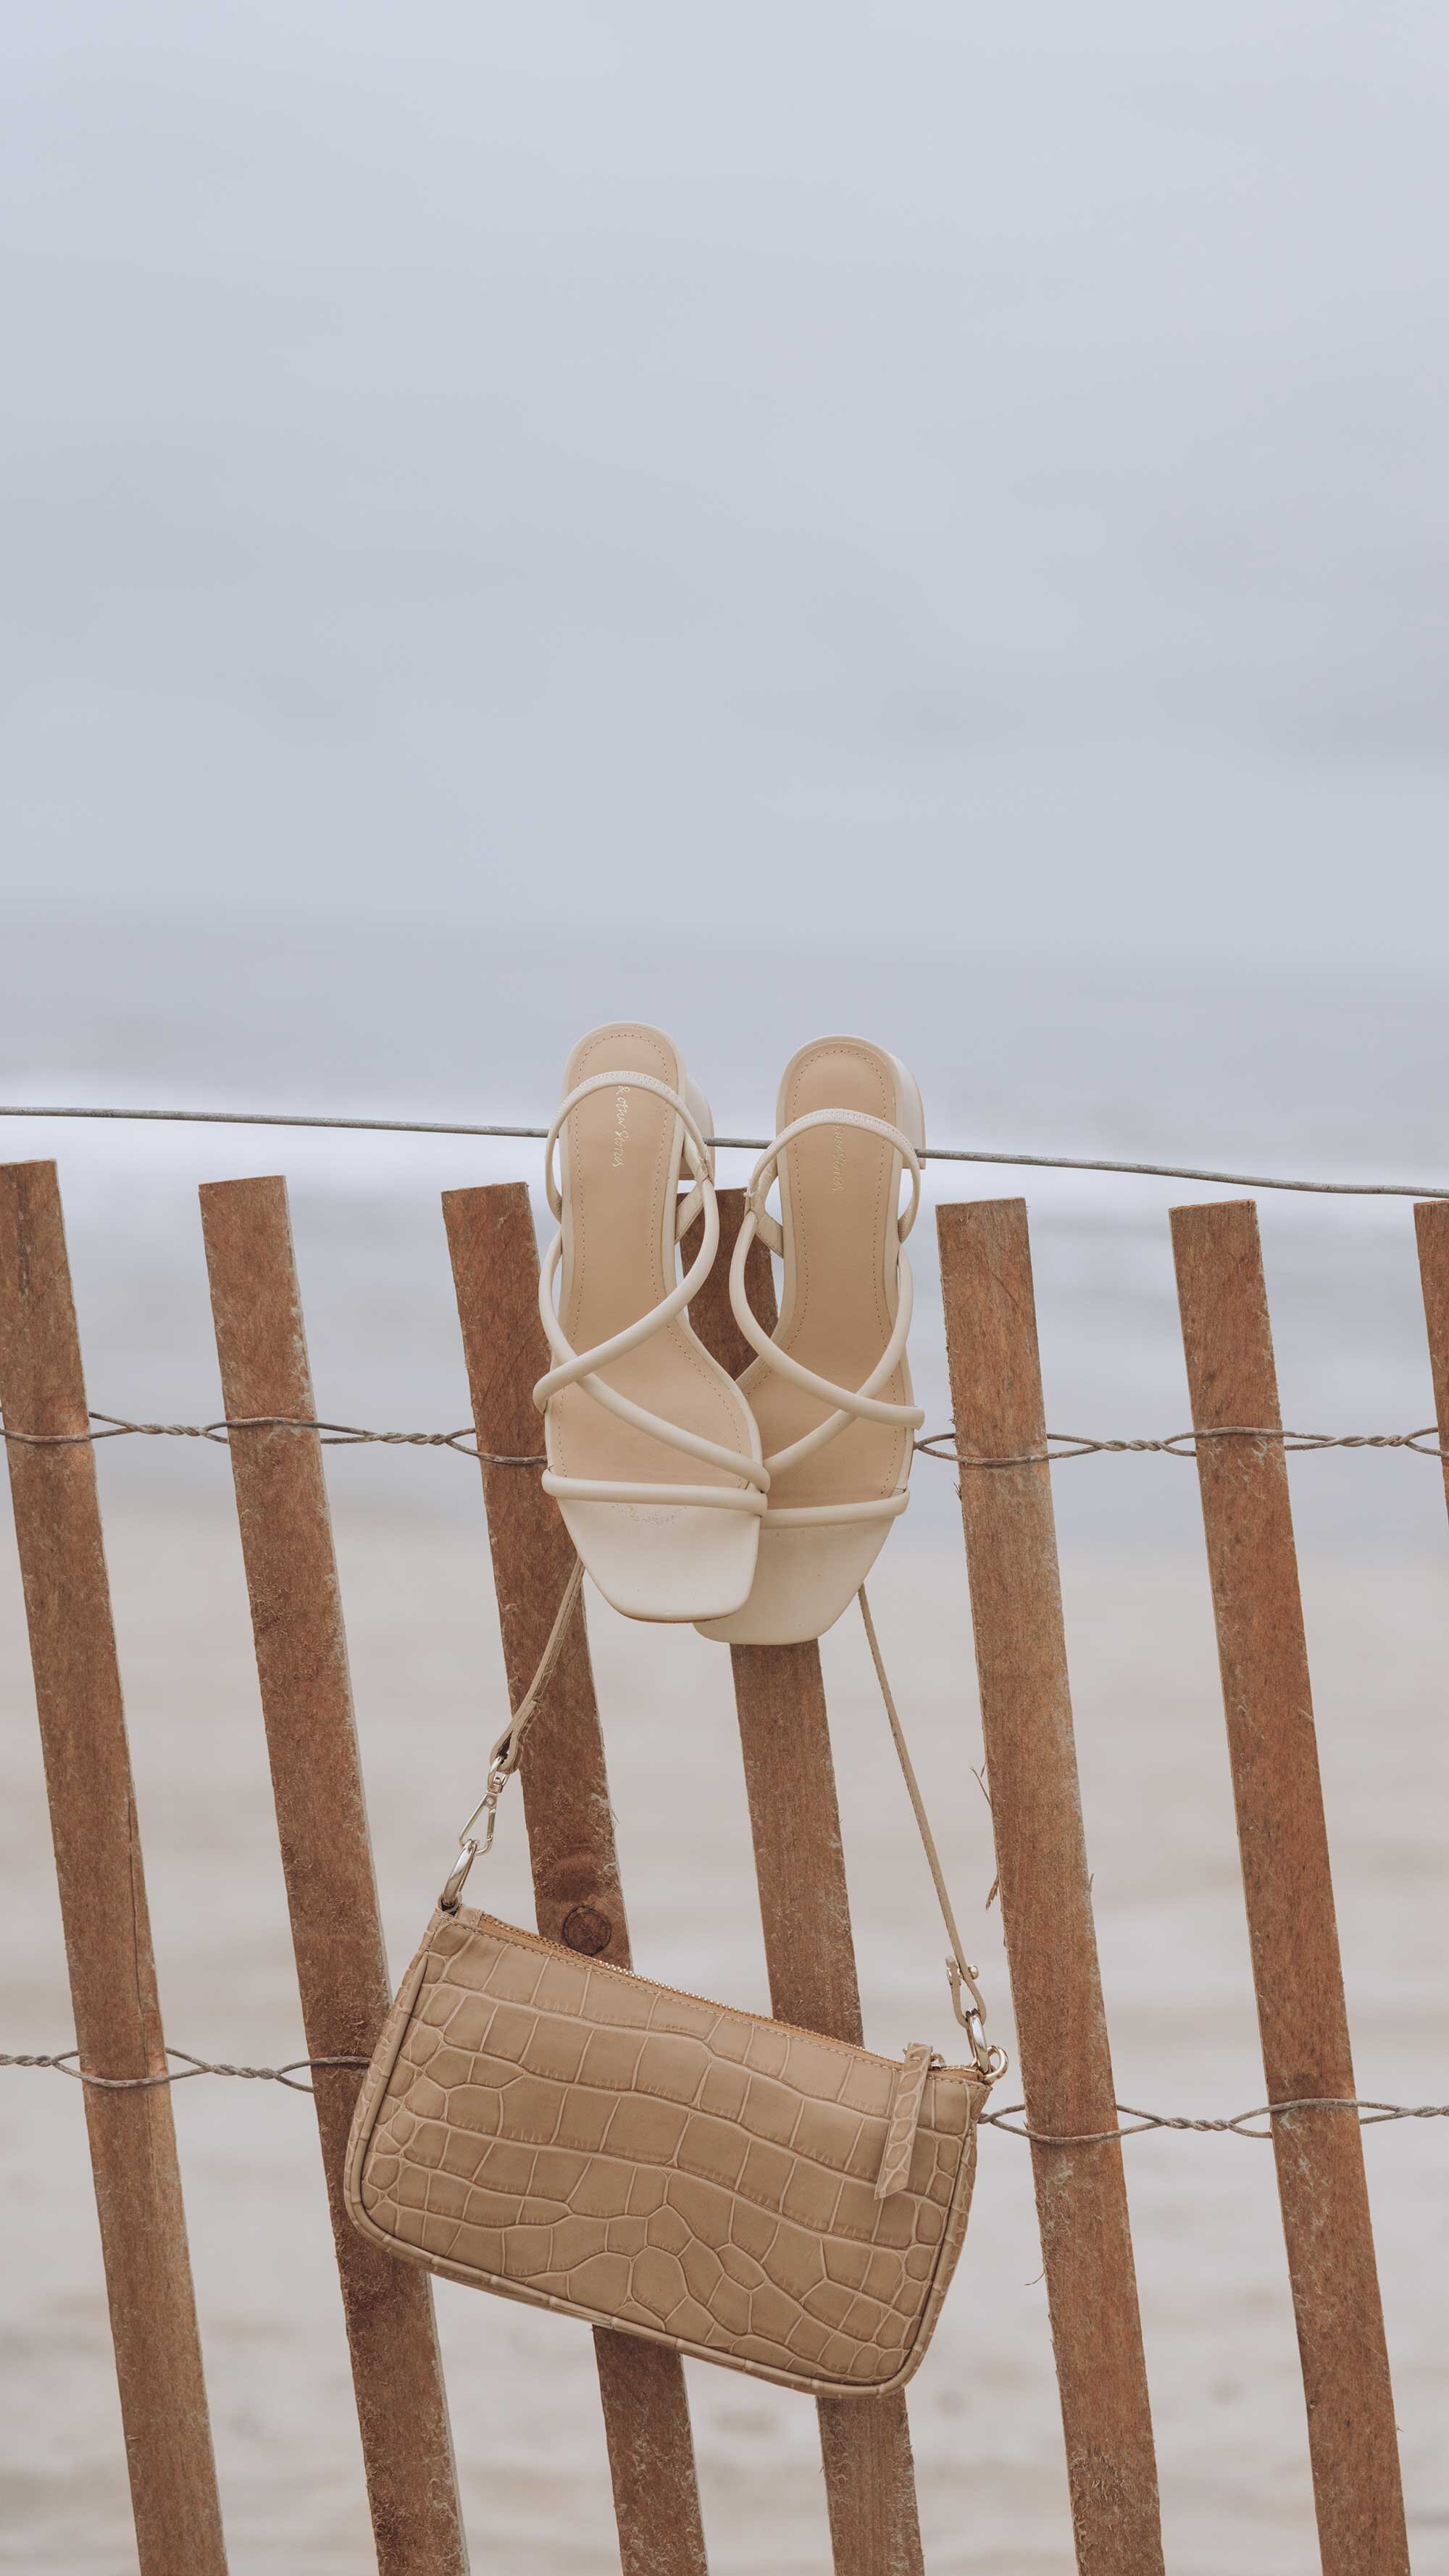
[3,1100,1449,1201]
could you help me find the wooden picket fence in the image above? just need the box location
[0,1154,1432,2575]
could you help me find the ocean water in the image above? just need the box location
[1,914,1446,2569]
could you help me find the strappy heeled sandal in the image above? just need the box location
[695,1034,924,1646]
[534,1022,767,1623]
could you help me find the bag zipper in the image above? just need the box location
[443,1904,972,2081]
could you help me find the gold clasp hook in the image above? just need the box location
[438,1758,511,1912]
[946,1955,1009,2083]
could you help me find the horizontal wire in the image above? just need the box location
[2,1100,1448,1200]
[980,2096,1449,2145]
[3,2049,1441,2140]
[917,1424,1449,1466]
[2,1413,1444,1466]
[0,1411,545,1464]
[0,2048,369,2097]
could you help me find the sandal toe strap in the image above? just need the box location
[535,1071,767,1502]
[543,1473,767,1515]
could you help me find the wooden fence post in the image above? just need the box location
[200,1176,468,2576]
[1413,1199,1449,1526]
[689,1189,926,2576]
[0,1161,227,2576]
[442,1181,709,2576]
[1170,1200,1408,2576]
[938,1197,1164,2576]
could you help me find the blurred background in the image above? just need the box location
[2,3,1447,2569]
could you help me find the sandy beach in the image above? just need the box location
[3,1486,1444,2572]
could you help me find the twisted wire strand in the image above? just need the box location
[0,1411,546,1465]
[0,2048,368,2097]
[981,2097,1449,2144]
[3,1098,1449,1200]
[3,1413,1444,1467]
[914,1424,1449,1466]
[3,2049,1442,2139]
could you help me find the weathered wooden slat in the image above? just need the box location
[199,1176,467,2576]
[441,1180,709,2576]
[938,1197,1164,2576]
[729,1643,870,2044]
[1413,1199,1449,1526]
[729,1643,927,2576]
[691,1187,926,2576]
[1170,1200,1408,2576]
[0,1160,227,2576]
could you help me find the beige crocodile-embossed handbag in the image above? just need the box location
[345,1568,1003,2399]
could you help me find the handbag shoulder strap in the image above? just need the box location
[440,1558,1005,2083]
[855,1589,1005,2078]
[439,1555,587,1894]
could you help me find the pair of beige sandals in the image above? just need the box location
[535,1024,924,1644]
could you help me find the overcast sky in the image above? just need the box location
[4,0,1448,966]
